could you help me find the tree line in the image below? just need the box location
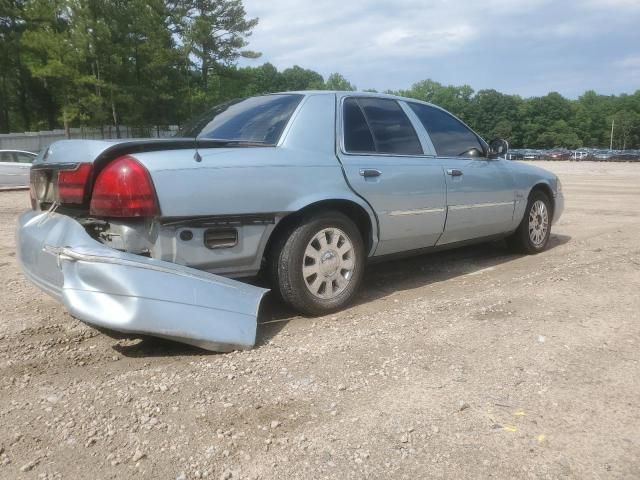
[1,0,639,149]
[394,81,640,150]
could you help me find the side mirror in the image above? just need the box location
[488,138,509,159]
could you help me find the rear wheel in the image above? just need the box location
[270,211,365,316]
[507,190,552,254]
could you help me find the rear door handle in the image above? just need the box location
[446,169,463,177]
[360,168,382,178]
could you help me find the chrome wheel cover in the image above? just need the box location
[528,200,549,246]
[302,228,355,299]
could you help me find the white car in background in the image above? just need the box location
[0,149,37,187]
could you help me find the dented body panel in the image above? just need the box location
[18,91,563,351]
[31,94,378,278]
[17,210,268,351]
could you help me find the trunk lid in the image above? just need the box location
[35,138,197,166]
[30,138,197,210]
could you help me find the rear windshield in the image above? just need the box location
[179,94,304,144]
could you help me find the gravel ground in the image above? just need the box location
[1,161,639,479]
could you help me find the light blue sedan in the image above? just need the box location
[17,91,564,351]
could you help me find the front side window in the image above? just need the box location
[408,103,485,158]
[179,94,304,145]
[343,97,423,155]
[16,153,35,164]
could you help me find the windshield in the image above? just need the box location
[178,94,304,144]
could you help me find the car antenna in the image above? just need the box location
[194,135,202,162]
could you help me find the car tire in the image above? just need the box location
[507,190,552,254]
[269,211,365,316]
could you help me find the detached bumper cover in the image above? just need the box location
[16,210,268,351]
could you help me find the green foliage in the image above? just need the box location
[179,0,260,91]
[279,65,324,91]
[1,0,265,134]
[393,80,640,148]
[610,110,640,150]
[324,73,355,91]
[395,79,474,121]
[0,0,639,148]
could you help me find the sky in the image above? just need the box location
[240,0,640,98]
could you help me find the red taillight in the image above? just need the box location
[90,155,159,217]
[57,163,93,204]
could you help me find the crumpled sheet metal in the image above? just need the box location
[17,210,268,351]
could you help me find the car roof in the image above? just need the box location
[277,91,487,146]
[277,90,484,135]
[0,149,37,155]
[277,90,438,106]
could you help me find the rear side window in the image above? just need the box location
[343,98,376,153]
[0,152,16,162]
[343,98,423,155]
[408,103,484,158]
[179,94,304,145]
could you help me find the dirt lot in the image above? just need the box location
[1,161,639,479]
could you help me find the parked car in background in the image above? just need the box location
[571,149,590,161]
[592,150,615,161]
[17,91,564,351]
[523,149,543,160]
[610,151,640,162]
[506,149,524,160]
[0,149,37,187]
[504,147,638,162]
[545,149,572,161]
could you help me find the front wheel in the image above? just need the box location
[507,190,552,254]
[269,211,365,316]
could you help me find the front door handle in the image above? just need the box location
[446,169,463,177]
[360,168,382,178]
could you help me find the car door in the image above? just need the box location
[14,152,34,186]
[0,151,26,187]
[407,102,516,245]
[337,96,447,256]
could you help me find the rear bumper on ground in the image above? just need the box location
[16,210,268,351]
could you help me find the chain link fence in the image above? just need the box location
[0,125,180,153]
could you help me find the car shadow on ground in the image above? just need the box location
[112,234,571,357]
[358,233,572,305]
[255,233,572,341]
[110,335,222,357]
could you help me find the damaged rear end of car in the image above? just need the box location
[18,139,268,351]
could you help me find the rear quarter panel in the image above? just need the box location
[132,93,378,274]
[137,147,362,217]
[134,94,371,219]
